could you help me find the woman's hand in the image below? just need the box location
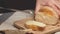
[35,0,60,16]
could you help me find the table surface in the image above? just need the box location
[0,10,33,30]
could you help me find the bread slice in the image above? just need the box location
[35,6,59,25]
[25,20,46,31]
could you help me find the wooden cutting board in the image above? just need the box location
[14,17,60,34]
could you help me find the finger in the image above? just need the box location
[46,0,60,16]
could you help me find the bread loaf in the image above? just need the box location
[25,21,46,31]
[35,6,59,25]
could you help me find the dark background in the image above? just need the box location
[0,0,36,10]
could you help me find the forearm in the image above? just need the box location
[35,0,41,12]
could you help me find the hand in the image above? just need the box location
[35,0,60,16]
